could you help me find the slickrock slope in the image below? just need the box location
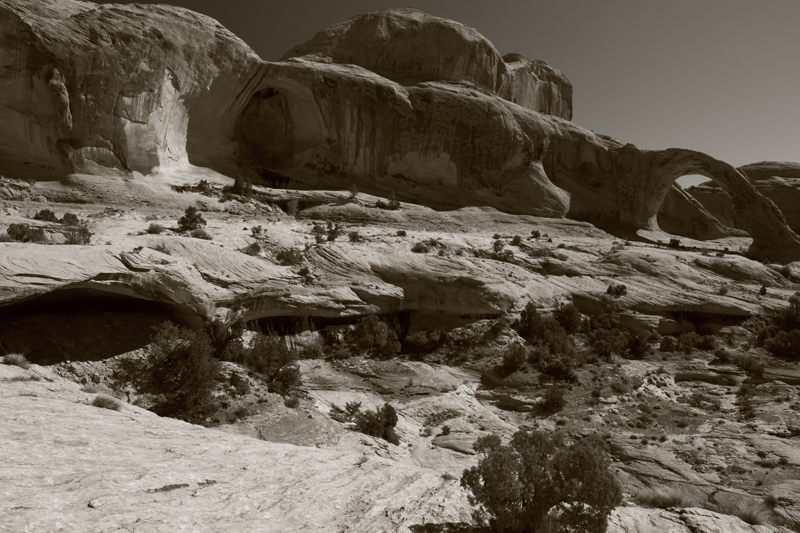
[0,364,473,532]
[3,1,800,259]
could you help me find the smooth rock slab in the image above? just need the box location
[0,380,472,532]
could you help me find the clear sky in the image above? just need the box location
[98,0,799,176]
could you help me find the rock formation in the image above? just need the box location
[2,1,800,259]
[688,162,800,237]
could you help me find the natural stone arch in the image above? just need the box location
[615,147,800,261]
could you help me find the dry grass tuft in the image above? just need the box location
[634,486,695,509]
[721,497,772,526]
[92,395,122,411]
[3,353,31,369]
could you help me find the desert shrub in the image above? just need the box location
[554,303,582,334]
[285,199,299,216]
[511,235,522,246]
[396,230,407,237]
[152,242,171,255]
[330,400,362,423]
[502,343,527,373]
[588,328,627,360]
[606,283,628,297]
[61,213,81,226]
[243,242,261,256]
[659,336,678,352]
[196,179,212,195]
[238,334,301,395]
[718,285,729,296]
[275,247,303,266]
[375,191,401,210]
[541,385,566,412]
[3,353,31,369]
[424,409,460,428]
[348,231,362,242]
[146,223,165,234]
[146,322,220,423]
[347,402,400,445]
[712,348,733,364]
[337,315,400,360]
[411,241,431,253]
[678,332,701,353]
[64,225,93,244]
[461,431,622,533]
[189,228,212,240]
[685,391,722,411]
[669,238,681,249]
[284,395,300,408]
[251,226,263,238]
[780,264,792,278]
[231,175,252,196]
[403,329,446,356]
[92,395,122,411]
[177,206,206,232]
[736,354,765,377]
[624,329,653,359]
[765,329,800,361]
[531,230,541,239]
[634,486,694,508]
[33,209,59,222]
[7,223,46,243]
[759,285,767,296]
[695,335,717,350]
[229,373,251,396]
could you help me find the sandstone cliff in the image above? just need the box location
[2,1,799,259]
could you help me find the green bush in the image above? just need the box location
[461,431,622,533]
[659,336,678,352]
[348,231,363,242]
[61,213,80,226]
[147,223,165,234]
[147,322,220,423]
[33,209,59,222]
[554,303,582,334]
[766,329,800,361]
[177,206,206,232]
[624,329,652,359]
[541,385,566,412]
[64,225,92,244]
[276,247,303,266]
[355,403,400,444]
[606,283,628,297]
[335,315,400,359]
[231,334,301,396]
[7,223,46,243]
[332,401,400,445]
[502,343,527,373]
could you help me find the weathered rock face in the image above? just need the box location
[2,1,800,259]
[0,0,257,176]
[280,8,573,120]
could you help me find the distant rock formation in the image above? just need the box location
[688,162,800,236]
[2,1,800,260]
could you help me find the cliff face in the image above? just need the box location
[1,2,800,260]
[0,0,257,176]
[280,8,573,120]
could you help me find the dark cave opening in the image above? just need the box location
[0,289,180,365]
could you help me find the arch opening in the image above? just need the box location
[657,174,744,241]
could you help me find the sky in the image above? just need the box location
[99,0,799,184]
